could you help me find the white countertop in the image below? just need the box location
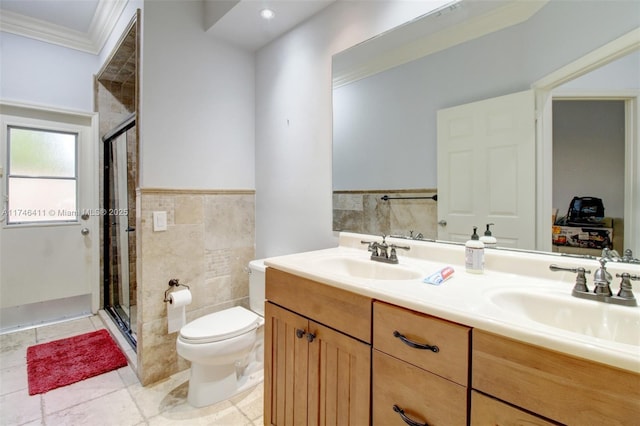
[264,232,640,373]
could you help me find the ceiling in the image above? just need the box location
[0,0,336,54]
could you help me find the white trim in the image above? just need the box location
[0,99,95,123]
[90,114,101,313]
[533,28,640,255]
[533,28,640,91]
[333,0,548,88]
[623,96,640,255]
[0,0,127,54]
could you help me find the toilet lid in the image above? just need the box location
[179,306,261,343]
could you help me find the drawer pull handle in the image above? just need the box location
[393,404,429,426]
[393,331,439,353]
[295,329,306,339]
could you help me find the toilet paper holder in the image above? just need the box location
[164,278,190,303]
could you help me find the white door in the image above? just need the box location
[0,106,98,331]
[437,90,536,249]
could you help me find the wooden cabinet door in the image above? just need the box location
[265,302,310,426]
[471,391,556,426]
[308,321,371,426]
[372,350,467,426]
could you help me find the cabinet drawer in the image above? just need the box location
[373,350,467,426]
[471,391,555,426]
[373,301,470,385]
[473,330,640,425]
[266,268,372,343]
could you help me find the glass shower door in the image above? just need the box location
[104,115,137,347]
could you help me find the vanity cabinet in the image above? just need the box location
[470,391,556,426]
[372,301,470,426]
[264,268,372,426]
[264,266,640,426]
[472,329,640,425]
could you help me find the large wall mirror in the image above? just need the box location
[332,0,640,256]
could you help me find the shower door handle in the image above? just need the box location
[81,228,90,236]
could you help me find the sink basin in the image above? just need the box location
[488,289,640,346]
[311,256,423,281]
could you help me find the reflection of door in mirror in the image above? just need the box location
[437,90,536,249]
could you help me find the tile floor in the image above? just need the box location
[0,315,264,426]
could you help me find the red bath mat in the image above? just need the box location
[26,329,128,395]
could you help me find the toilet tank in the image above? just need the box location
[248,259,266,316]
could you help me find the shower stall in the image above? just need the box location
[103,112,137,348]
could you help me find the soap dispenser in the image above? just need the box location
[480,223,497,248]
[465,226,484,274]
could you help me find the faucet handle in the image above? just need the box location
[361,240,379,255]
[388,245,410,263]
[549,264,591,293]
[615,273,639,300]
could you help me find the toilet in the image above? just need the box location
[176,259,266,407]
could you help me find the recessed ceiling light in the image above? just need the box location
[260,8,275,20]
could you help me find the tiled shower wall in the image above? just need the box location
[95,79,136,310]
[136,189,255,385]
[333,189,438,239]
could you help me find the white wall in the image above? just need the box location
[254,1,442,258]
[0,0,141,112]
[0,32,97,112]
[140,0,255,189]
[552,100,625,219]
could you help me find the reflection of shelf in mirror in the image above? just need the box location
[381,194,437,202]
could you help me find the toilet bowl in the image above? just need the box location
[176,259,266,407]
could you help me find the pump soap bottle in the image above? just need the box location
[480,223,497,248]
[465,226,484,274]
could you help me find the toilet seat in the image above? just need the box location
[179,306,261,344]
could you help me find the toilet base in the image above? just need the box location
[187,362,237,408]
[186,362,264,408]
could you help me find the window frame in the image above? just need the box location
[4,124,80,226]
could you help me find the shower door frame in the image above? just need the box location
[102,112,137,349]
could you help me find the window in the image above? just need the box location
[6,126,78,224]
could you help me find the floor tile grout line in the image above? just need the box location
[41,385,124,419]
[123,375,152,424]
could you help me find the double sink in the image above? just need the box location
[265,237,640,372]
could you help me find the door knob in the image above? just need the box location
[81,228,90,235]
[438,220,447,226]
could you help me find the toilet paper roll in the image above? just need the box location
[167,288,192,333]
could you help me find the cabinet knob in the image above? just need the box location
[393,330,439,353]
[306,332,316,343]
[295,329,306,339]
[393,405,429,426]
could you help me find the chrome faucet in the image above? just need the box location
[592,258,613,296]
[601,248,640,264]
[361,235,410,264]
[550,258,638,307]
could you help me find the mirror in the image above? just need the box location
[332,0,640,255]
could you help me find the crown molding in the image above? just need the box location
[532,27,640,90]
[0,0,127,55]
[333,0,548,88]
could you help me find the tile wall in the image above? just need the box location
[333,189,438,239]
[136,189,255,385]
